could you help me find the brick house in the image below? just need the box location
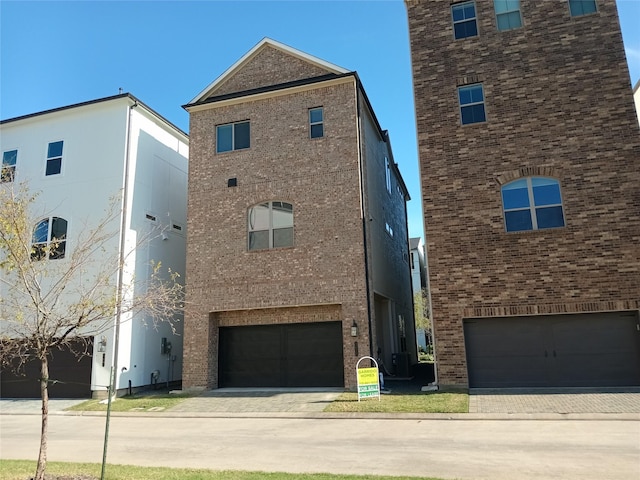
[406,0,640,389]
[182,38,415,390]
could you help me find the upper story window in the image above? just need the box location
[452,1,478,39]
[46,141,63,176]
[495,0,522,31]
[32,217,68,260]
[458,84,486,125]
[309,107,324,138]
[568,0,597,17]
[1,149,17,183]
[216,121,250,153]
[385,157,392,194]
[501,177,565,232]
[248,201,293,251]
[385,222,394,238]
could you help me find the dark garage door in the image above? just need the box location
[464,312,640,388]
[1,340,93,398]
[219,322,344,388]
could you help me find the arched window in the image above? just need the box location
[501,177,565,232]
[248,201,293,251]
[32,217,67,260]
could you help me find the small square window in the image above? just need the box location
[569,0,597,17]
[495,0,522,31]
[46,141,63,176]
[458,84,486,125]
[217,121,250,153]
[1,149,17,183]
[309,107,324,138]
[452,2,478,39]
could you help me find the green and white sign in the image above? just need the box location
[356,356,380,401]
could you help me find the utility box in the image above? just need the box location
[391,352,410,378]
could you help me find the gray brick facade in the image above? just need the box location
[406,0,640,388]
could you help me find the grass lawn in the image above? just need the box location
[0,460,445,480]
[323,392,468,413]
[66,392,191,412]
[65,389,468,415]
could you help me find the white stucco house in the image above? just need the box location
[409,237,428,351]
[0,93,188,398]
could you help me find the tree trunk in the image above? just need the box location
[35,356,49,480]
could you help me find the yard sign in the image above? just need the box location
[356,356,381,401]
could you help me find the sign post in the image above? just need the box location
[356,356,381,401]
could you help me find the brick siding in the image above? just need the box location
[406,0,640,388]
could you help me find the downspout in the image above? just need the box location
[354,80,374,359]
[101,98,137,480]
[112,99,137,396]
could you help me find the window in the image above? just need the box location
[569,0,597,17]
[385,222,394,238]
[309,107,324,138]
[248,201,293,250]
[385,157,392,194]
[501,177,565,232]
[45,141,63,176]
[32,217,68,260]
[458,84,486,125]
[495,0,522,30]
[216,121,250,153]
[452,2,478,39]
[1,149,17,182]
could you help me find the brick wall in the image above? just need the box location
[183,53,373,388]
[406,0,640,387]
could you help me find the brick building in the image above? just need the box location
[406,1,640,389]
[182,38,415,390]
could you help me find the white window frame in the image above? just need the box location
[568,0,597,17]
[452,1,479,40]
[1,149,17,183]
[45,140,64,176]
[309,107,324,139]
[494,0,523,31]
[32,216,68,260]
[248,201,294,251]
[385,157,392,194]
[216,120,250,153]
[458,84,487,125]
[502,177,565,232]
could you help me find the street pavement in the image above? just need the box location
[1,387,639,479]
[1,412,639,480]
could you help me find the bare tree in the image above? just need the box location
[414,287,432,354]
[0,182,184,480]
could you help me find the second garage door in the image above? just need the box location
[464,312,640,388]
[219,321,344,388]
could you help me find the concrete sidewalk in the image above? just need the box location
[2,386,640,419]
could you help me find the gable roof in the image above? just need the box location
[188,37,349,105]
[0,93,188,141]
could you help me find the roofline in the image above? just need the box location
[634,78,640,94]
[183,72,355,110]
[1,93,188,140]
[352,74,411,201]
[188,37,350,105]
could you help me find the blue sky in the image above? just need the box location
[2,0,639,240]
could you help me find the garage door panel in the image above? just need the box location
[219,322,344,388]
[465,313,640,388]
[1,340,92,398]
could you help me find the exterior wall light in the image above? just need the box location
[351,320,358,337]
[97,336,107,353]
